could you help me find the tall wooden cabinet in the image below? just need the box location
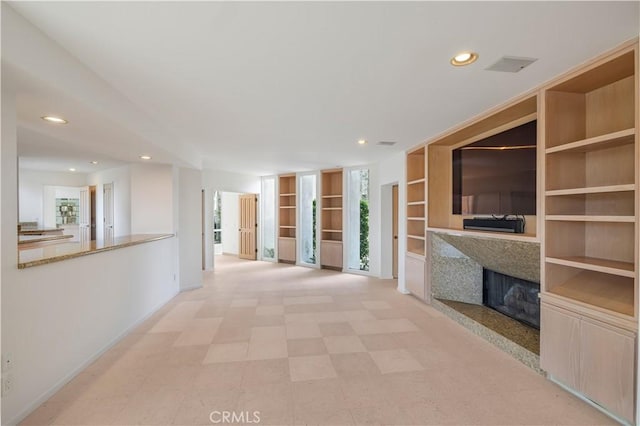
[405,146,427,299]
[278,174,296,263]
[320,169,344,269]
[540,41,638,424]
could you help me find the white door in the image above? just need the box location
[103,183,114,241]
[78,186,90,243]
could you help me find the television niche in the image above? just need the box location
[452,120,537,215]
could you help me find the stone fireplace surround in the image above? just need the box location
[427,231,541,371]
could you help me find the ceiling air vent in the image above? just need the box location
[377,141,397,146]
[486,56,537,73]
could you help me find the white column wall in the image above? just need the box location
[178,167,203,291]
[377,151,407,292]
[221,192,240,255]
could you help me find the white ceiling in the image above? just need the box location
[6,1,639,176]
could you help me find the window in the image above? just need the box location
[261,177,276,260]
[298,173,317,265]
[347,168,370,271]
[213,191,222,245]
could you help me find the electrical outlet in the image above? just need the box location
[2,353,13,372]
[2,373,13,396]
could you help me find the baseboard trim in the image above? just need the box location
[180,283,203,292]
[7,290,179,426]
[548,376,632,426]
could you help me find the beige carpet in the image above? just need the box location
[22,255,613,425]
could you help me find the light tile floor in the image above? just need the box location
[21,256,615,425]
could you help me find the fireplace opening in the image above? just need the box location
[483,269,540,329]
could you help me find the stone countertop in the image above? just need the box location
[18,234,174,269]
[18,234,73,245]
[18,227,65,235]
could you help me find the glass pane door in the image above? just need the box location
[347,169,370,271]
[261,177,276,260]
[298,173,317,265]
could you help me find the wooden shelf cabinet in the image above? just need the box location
[320,169,343,269]
[543,43,637,320]
[406,146,426,257]
[278,174,297,263]
[540,41,638,424]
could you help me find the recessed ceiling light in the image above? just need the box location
[358,139,368,145]
[90,161,98,165]
[451,52,478,67]
[140,155,152,160]
[41,116,68,124]
[68,168,76,172]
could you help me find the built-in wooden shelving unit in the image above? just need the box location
[399,38,638,425]
[405,146,428,300]
[406,146,426,257]
[542,45,637,322]
[540,41,637,424]
[320,169,343,270]
[278,174,297,263]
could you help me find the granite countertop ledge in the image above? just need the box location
[18,234,174,269]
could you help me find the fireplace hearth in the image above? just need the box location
[483,268,540,329]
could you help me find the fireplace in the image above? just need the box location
[483,269,540,329]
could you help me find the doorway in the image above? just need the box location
[103,182,114,240]
[392,184,398,278]
[380,182,398,279]
[90,186,97,240]
[238,193,258,260]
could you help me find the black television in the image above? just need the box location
[452,120,537,215]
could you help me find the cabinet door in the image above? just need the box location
[405,255,426,300]
[580,319,636,424]
[540,304,581,390]
[321,242,343,269]
[278,238,296,262]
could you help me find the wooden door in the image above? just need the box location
[239,193,257,260]
[392,185,398,278]
[103,182,114,241]
[78,186,90,243]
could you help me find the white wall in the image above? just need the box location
[202,169,260,194]
[377,151,407,292]
[3,86,181,426]
[178,167,203,290]
[87,165,131,239]
[3,238,177,425]
[18,169,87,227]
[1,84,19,423]
[221,192,240,255]
[130,163,174,234]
